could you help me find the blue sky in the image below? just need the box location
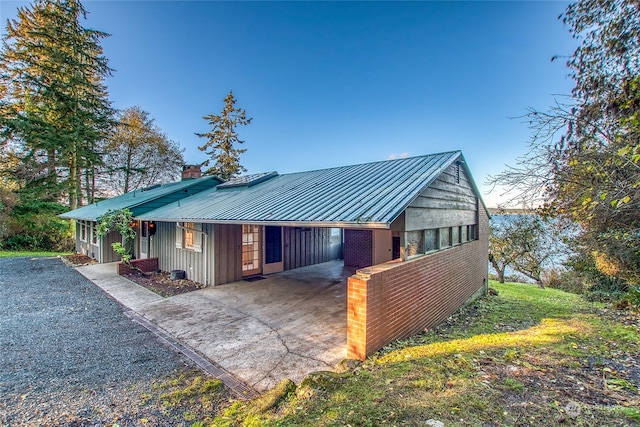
[1,1,577,207]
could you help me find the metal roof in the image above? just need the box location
[136,151,468,229]
[59,176,220,221]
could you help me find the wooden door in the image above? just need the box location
[242,224,261,276]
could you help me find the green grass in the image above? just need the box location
[0,250,72,258]
[209,281,640,427]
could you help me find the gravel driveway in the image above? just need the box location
[0,257,206,426]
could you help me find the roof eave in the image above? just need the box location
[132,217,391,229]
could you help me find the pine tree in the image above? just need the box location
[196,90,252,180]
[0,0,114,209]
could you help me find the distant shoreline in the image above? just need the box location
[488,207,538,215]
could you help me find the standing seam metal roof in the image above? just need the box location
[58,176,220,221]
[135,151,466,228]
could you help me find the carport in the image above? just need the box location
[80,260,354,392]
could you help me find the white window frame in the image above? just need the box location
[79,221,87,242]
[91,222,98,245]
[176,222,202,253]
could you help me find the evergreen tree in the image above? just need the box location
[0,0,114,209]
[196,90,252,180]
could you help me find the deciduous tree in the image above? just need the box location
[489,214,570,288]
[101,106,184,195]
[488,0,640,285]
[196,90,252,180]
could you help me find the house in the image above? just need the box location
[61,151,489,359]
[59,166,221,262]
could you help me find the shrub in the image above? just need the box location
[544,268,587,295]
[0,198,73,252]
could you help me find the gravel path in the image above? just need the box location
[0,257,210,427]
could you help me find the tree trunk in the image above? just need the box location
[489,256,506,283]
[124,146,132,194]
[69,149,77,210]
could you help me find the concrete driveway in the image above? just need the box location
[78,260,353,392]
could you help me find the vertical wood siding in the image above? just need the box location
[213,224,242,285]
[76,220,118,262]
[283,227,333,270]
[101,230,121,263]
[152,221,212,285]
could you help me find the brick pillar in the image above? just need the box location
[347,275,369,360]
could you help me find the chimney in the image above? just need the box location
[182,165,202,180]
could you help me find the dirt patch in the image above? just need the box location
[62,253,96,266]
[124,270,206,297]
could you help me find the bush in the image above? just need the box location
[584,275,629,303]
[622,286,640,311]
[544,268,587,295]
[0,198,73,252]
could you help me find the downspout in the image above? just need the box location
[176,222,209,286]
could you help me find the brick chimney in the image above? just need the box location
[182,165,202,180]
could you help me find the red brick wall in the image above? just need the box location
[344,229,373,268]
[117,257,159,275]
[347,208,489,360]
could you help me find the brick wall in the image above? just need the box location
[347,208,489,360]
[344,229,373,268]
[117,257,159,275]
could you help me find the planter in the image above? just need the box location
[117,257,159,275]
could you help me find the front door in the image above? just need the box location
[140,221,149,259]
[242,224,261,276]
[263,226,283,274]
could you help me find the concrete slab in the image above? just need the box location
[77,262,164,311]
[77,260,353,393]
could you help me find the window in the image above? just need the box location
[175,222,202,252]
[439,227,452,248]
[91,222,98,245]
[406,231,424,257]
[79,221,87,242]
[468,224,477,241]
[184,222,195,249]
[425,229,438,252]
[404,222,477,259]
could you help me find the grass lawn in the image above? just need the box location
[206,281,639,427]
[0,250,72,258]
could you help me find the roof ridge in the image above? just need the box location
[247,150,462,178]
